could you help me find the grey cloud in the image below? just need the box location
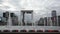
[0,0,3,4]
[0,0,60,22]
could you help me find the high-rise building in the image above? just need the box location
[3,11,9,25]
[44,17,47,26]
[51,10,57,26]
[47,17,52,26]
[52,10,57,17]
[10,13,18,26]
[3,11,9,19]
[0,16,7,25]
[38,18,44,26]
[3,12,19,26]
[58,15,60,26]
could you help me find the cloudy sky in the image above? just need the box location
[0,0,60,22]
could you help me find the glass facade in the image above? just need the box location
[0,0,60,26]
[0,10,59,26]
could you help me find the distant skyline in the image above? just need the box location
[0,0,60,22]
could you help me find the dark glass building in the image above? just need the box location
[58,16,60,26]
[44,17,47,26]
[38,18,44,26]
[51,10,57,26]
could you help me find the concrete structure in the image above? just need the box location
[0,17,7,25]
[47,17,52,26]
[10,13,19,26]
[0,10,60,32]
[21,10,33,26]
[3,11,9,18]
[3,11,19,26]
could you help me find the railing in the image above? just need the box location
[0,30,59,32]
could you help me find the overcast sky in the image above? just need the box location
[0,0,60,22]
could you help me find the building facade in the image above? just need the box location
[58,16,60,26]
[51,10,57,26]
[38,18,44,26]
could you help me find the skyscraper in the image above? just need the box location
[3,11,9,25]
[3,11,9,18]
[52,10,57,17]
[58,15,60,26]
[10,13,18,26]
[51,10,57,26]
